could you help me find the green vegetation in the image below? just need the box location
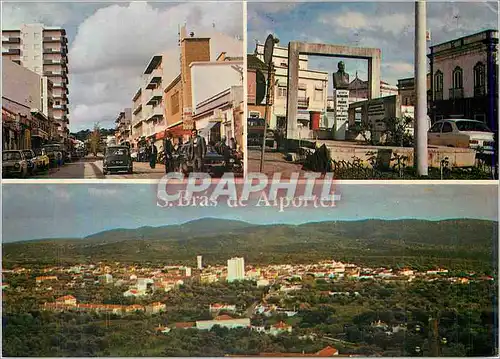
[2,279,497,356]
[3,219,497,274]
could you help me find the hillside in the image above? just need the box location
[2,218,497,272]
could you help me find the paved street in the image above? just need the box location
[247,148,305,177]
[32,155,167,179]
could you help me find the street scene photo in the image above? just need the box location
[2,183,498,357]
[2,2,244,179]
[247,2,498,179]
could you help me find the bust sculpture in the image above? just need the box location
[332,61,350,90]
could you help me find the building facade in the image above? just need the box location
[2,59,52,149]
[2,24,70,139]
[115,108,132,144]
[397,74,431,106]
[428,29,498,131]
[253,43,329,131]
[227,257,245,282]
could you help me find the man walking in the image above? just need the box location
[163,131,174,173]
[149,138,158,169]
[189,129,207,172]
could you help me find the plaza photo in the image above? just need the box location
[247,1,498,179]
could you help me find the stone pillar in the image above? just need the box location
[286,42,300,140]
[367,49,381,99]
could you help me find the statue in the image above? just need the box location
[332,61,350,90]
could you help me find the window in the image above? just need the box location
[170,91,179,115]
[429,122,442,133]
[33,44,40,50]
[33,66,40,73]
[314,88,323,101]
[34,33,40,40]
[434,70,443,92]
[34,55,40,60]
[452,67,463,89]
[474,62,485,87]
[55,101,60,105]
[23,56,28,61]
[442,122,453,133]
[277,86,287,98]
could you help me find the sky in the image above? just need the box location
[2,1,244,131]
[2,182,497,242]
[247,1,498,89]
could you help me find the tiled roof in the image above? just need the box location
[247,54,268,71]
[215,314,234,321]
[174,322,195,328]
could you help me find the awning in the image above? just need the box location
[199,121,218,138]
[164,123,192,138]
[32,128,49,139]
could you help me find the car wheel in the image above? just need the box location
[128,167,133,174]
[21,167,27,178]
[103,169,108,175]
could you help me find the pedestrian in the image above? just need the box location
[56,150,62,170]
[149,140,158,169]
[229,137,236,151]
[189,129,207,173]
[163,131,174,173]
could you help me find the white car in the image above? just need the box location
[428,119,495,155]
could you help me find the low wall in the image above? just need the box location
[315,140,476,168]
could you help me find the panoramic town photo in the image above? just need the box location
[247,1,498,179]
[2,1,244,179]
[2,183,498,357]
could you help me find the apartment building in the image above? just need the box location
[115,108,132,144]
[428,29,498,131]
[2,24,70,139]
[253,43,329,131]
[227,257,245,282]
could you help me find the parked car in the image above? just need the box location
[33,148,50,171]
[22,149,37,174]
[428,119,495,155]
[103,145,133,175]
[2,150,28,178]
[175,143,226,177]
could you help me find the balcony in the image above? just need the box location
[474,86,486,97]
[43,36,63,42]
[3,37,20,44]
[133,103,143,115]
[297,97,310,108]
[146,106,164,122]
[3,48,20,55]
[44,59,64,65]
[53,104,67,110]
[146,68,162,89]
[146,88,163,106]
[449,88,464,100]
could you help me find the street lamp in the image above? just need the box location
[260,34,279,173]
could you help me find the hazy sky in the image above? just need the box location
[2,1,243,131]
[2,183,497,242]
[248,1,498,88]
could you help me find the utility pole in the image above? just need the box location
[260,34,279,173]
[414,0,428,176]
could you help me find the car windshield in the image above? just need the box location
[3,152,21,161]
[107,147,129,156]
[455,121,491,132]
[44,146,59,152]
[22,150,33,159]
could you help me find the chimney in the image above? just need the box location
[180,25,187,41]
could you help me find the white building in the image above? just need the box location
[2,24,70,139]
[197,255,203,270]
[227,257,245,282]
[254,43,328,131]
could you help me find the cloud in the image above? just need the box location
[66,1,242,130]
[2,1,243,131]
